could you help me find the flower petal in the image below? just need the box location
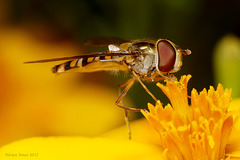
[225,98,240,159]
[0,136,166,160]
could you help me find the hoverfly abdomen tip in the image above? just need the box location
[52,65,59,73]
[52,64,65,73]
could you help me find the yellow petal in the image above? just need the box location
[226,98,240,158]
[103,118,161,145]
[157,75,191,119]
[0,136,165,160]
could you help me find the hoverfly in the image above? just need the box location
[25,38,191,139]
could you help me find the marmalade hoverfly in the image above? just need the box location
[25,38,191,139]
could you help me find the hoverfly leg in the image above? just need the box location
[158,72,177,82]
[123,109,131,140]
[165,73,177,81]
[143,76,165,82]
[117,78,132,108]
[115,78,141,139]
[115,78,141,112]
[132,71,158,102]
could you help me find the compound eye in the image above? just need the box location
[157,40,176,72]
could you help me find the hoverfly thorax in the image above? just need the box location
[155,39,191,74]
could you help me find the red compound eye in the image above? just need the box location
[157,40,176,72]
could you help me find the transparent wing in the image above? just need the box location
[24,52,137,64]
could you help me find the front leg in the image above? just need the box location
[131,71,158,102]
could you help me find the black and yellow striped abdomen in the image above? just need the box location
[52,56,129,73]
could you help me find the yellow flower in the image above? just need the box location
[142,75,239,160]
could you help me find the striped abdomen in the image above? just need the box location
[52,56,129,73]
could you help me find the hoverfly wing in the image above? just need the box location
[83,37,128,47]
[24,55,93,64]
[24,52,135,64]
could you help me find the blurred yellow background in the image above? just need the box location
[0,0,240,147]
[0,26,130,146]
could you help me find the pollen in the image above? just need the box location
[142,75,233,160]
